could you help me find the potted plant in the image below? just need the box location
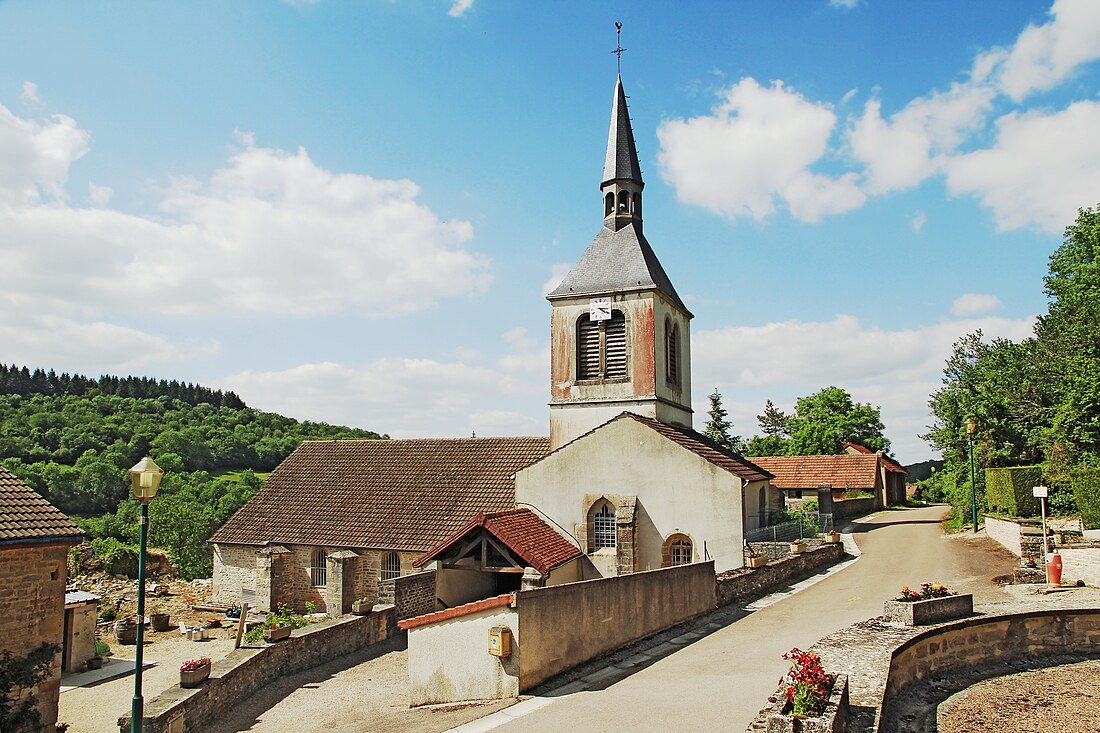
[149,604,172,632]
[824,530,841,544]
[766,648,849,733]
[263,623,292,642]
[351,597,374,615]
[883,581,973,626]
[114,615,138,645]
[88,639,110,670]
[788,539,806,554]
[180,656,212,688]
[746,547,767,568]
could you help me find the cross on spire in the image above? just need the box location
[612,21,626,75]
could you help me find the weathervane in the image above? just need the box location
[612,21,625,75]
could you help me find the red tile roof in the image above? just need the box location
[843,442,908,474]
[414,508,582,575]
[209,437,549,550]
[749,454,880,491]
[0,466,82,545]
[398,592,514,631]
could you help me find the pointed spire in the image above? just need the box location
[602,76,643,187]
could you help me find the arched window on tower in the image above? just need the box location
[577,311,627,380]
[605,192,615,217]
[617,191,630,213]
[665,319,679,386]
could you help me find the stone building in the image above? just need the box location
[751,447,907,512]
[0,465,83,731]
[208,437,547,613]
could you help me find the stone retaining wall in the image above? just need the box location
[717,544,845,607]
[378,569,437,620]
[118,606,398,733]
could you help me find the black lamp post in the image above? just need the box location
[129,457,163,733]
[965,416,978,533]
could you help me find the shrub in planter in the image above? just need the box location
[883,582,973,626]
[180,657,211,688]
[351,598,374,615]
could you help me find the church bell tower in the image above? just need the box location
[546,74,694,450]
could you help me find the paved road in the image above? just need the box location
[487,504,1018,733]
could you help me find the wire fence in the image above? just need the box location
[745,512,833,543]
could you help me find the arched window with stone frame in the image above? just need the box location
[587,499,617,552]
[380,551,401,582]
[310,548,327,587]
[661,534,693,567]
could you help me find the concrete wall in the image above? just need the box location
[715,543,844,607]
[880,609,1100,726]
[0,542,70,731]
[64,600,98,671]
[407,604,520,706]
[984,515,1025,556]
[515,561,716,689]
[517,417,747,573]
[121,607,398,733]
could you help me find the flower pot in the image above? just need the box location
[151,613,172,632]
[180,662,211,688]
[883,593,973,626]
[264,625,292,642]
[789,543,806,555]
[114,619,138,645]
[87,656,104,670]
[766,674,849,733]
[825,531,841,544]
[351,602,374,616]
[747,556,767,568]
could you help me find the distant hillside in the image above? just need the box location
[904,459,944,483]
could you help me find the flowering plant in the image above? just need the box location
[747,546,763,558]
[353,597,372,605]
[781,648,831,717]
[789,538,805,545]
[180,657,211,672]
[896,581,954,602]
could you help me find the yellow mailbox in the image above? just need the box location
[488,625,512,658]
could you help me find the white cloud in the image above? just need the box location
[987,0,1100,101]
[829,0,860,9]
[943,101,1100,233]
[87,181,113,207]
[951,293,1003,317]
[541,262,571,296]
[910,210,927,232]
[657,78,865,223]
[448,0,474,17]
[0,101,492,319]
[692,313,1036,460]
[21,82,40,106]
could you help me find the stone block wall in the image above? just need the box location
[378,569,437,620]
[830,497,876,523]
[716,544,844,607]
[211,543,258,605]
[120,606,399,733]
[0,542,70,731]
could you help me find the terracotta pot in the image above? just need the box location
[1047,552,1063,588]
[151,613,172,632]
[180,662,211,688]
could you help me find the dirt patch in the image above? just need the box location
[939,659,1100,733]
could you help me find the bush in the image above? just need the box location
[802,499,819,513]
[89,537,140,576]
[985,466,1043,517]
[1072,468,1100,529]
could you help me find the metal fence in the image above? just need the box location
[745,512,833,543]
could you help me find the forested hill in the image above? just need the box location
[0,365,386,578]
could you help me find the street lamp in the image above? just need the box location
[129,457,163,733]
[965,416,978,533]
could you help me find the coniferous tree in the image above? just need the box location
[704,388,743,452]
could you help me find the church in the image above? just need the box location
[209,72,781,614]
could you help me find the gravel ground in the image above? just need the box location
[939,659,1100,733]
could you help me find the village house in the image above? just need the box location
[750,443,907,513]
[0,465,83,731]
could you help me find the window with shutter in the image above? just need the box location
[577,315,601,379]
[604,311,627,378]
[665,319,679,385]
[576,310,628,380]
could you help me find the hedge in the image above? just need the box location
[1072,468,1100,530]
[985,465,1043,517]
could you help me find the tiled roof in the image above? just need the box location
[546,223,691,315]
[414,508,582,575]
[209,437,549,551]
[749,454,880,491]
[843,442,908,475]
[621,413,772,482]
[0,466,82,544]
[398,593,513,631]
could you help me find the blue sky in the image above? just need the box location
[1,0,1098,462]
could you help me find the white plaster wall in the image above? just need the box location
[212,544,257,605]
[1058,548,1100,587]
[407,605,520,706]
[517,417,746,573]
[546,558,583,585]
[652,294,692,427]
[984,516,1024,557]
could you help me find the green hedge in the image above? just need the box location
[985,466,1043,517]
[1072,468,1100,529]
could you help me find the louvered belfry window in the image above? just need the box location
[665,320,679,385]
[577,311,627,380]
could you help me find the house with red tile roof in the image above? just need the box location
[0,466,83,731]
[751,447,907,511]
[844,442,908,505]
[209,436,548,614]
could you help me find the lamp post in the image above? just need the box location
[965,416,978,533]
[129,457,163,733]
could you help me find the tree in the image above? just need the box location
[757,400,789,437]
[785,386,890,456]
[703,389,743,452]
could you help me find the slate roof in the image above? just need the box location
[208,437,549,551]
[843,442,908,474]
[749,454,881,491]
[0,465,82,545]
[414,508,582,575]
[603,75,643,185]
[545,222,691,315]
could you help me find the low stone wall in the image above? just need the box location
[832,497,876,523]
[717,544,845,607]
[378,570,437,620]
[119,606,398,733]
